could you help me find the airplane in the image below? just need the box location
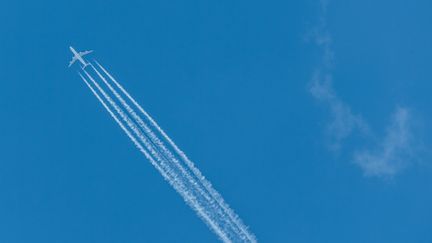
[68,46,93,68]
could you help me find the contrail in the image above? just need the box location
[80,70,232,242]
[88,64,243,237]
[94,61,256,242]
[76,61,256,242]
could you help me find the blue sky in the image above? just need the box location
[1,0,432,242]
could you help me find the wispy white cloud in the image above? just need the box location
[354,107,414,177]
[309,71,368,151]
[308,1,417,178]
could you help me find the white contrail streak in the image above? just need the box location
[80,70,231,242]
[88,64,243,237]
[79,72,160,173]
[94,61,256,242]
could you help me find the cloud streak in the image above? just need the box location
[354,107,413,177]
[308,1,416,178]
[309,70,368,151]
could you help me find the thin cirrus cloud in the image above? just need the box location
[309,71,369,151]
[308,0,417,178]
[354,107,414,177]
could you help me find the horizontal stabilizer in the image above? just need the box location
[79,50,93,56]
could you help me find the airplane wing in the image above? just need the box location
[79,50,93,56]
[68,56,78,67]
